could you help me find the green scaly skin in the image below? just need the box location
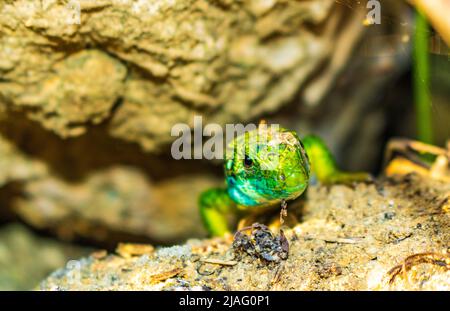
[199,127,370,236]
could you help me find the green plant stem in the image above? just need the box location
[413,10,433,144]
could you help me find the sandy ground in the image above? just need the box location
[39,174,449,290]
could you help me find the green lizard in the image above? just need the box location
[199,124,370,236]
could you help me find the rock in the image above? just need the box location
[0,0,409,154]
[14,168,217,243]
[39,175,450,290]
[0,114,219,243]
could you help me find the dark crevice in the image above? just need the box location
[0,110,222,183]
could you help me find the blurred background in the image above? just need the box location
[0,0,448,290]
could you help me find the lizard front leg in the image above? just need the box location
[199,188,237,236]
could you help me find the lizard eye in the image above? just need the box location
[244,155,253,168]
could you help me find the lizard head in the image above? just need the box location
[224,126,310,207]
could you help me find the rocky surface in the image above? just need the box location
[0,0,410,153]
[0,110,220,243]
[39,175,450,290]
[0,0,341,148]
